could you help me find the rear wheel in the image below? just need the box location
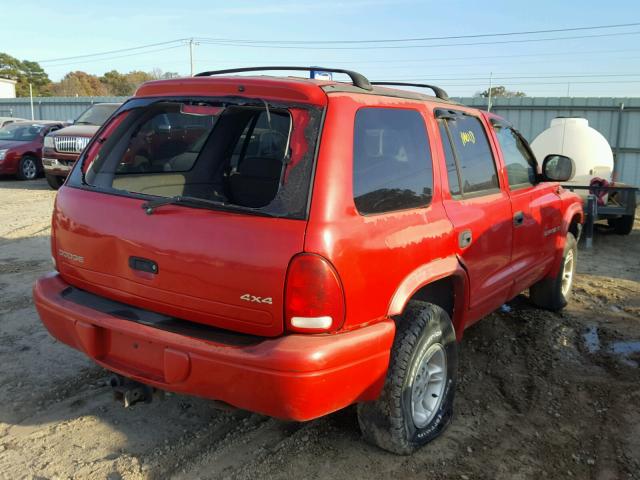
[608,215,634,235]
[529,232,577,311]
[45,173,65,190]
[357,301,458,455]
[16,155,39,180]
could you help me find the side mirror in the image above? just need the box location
[541,154,575,182]
[67,119,75,125]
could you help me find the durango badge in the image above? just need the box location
[58,249,84,264]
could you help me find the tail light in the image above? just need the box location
[284,253,345,333]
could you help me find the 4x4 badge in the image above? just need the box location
[240,294,273,304]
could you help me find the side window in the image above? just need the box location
[438,120,461,196]
[440,114,499,196]
[492,124,536,188]
[353,108,433,215]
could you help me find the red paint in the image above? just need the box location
[34,273,394,420]
[34,75,583,420]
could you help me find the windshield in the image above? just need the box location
[0,123,45,141]
[75,104,120,126]
[74,99,322,219]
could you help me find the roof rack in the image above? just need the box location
[371,82,449,100]
[195,66,373,91]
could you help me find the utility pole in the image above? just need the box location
[29,83,34,120]
[188,38,198,77]
[487,72,493,112]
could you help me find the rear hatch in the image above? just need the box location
[54,93,324,336]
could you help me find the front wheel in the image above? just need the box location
[16,155,39,180]
[357,301,458,455]
[529,232,577,311]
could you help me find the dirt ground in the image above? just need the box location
[0,177,638,480]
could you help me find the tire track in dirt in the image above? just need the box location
[0,260,46,275]
[0,223,51,245]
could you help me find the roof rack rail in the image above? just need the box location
[195,66,373,91]
[371,82,449,100]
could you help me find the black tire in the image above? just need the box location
[45,173,65,190]
[357,301,458,455]
[529,232,577,311]
[16,155,39,180]
[608,215,634,235]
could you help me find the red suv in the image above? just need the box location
[34,67,583,454]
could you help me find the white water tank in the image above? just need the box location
[530,118,614,188]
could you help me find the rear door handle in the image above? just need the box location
[458,230,472,249]
[513,211,524,227]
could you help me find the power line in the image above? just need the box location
[194,21,640,44]
[45,45,640,72]
[374,73,640,81]
[38,39,187,64]
[191,47,640,67]
[197,30,640,50]
[42,45,185,69]
[306,47,640,64]
[34,21,640,64]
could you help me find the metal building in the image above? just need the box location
[0,96,126,123]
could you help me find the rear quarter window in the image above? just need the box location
[352,107,433,215]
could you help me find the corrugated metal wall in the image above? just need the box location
[0,96,127,122]
[1,95,638,187]
[455,97,640,188]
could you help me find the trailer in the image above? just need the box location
[563,184,638,248]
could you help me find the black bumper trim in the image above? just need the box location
[60,286,265,347]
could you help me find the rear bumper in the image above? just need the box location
[33,273,395,421]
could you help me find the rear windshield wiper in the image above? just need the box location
[141,195,275,217]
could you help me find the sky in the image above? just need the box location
[3,0,640,97]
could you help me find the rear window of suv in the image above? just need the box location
[73,99,322,219]
[352,108,433,215]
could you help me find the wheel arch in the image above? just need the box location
[21,151,39,160]
[548,202,583,278]
[387,256,469,341]
[567,210,583,241]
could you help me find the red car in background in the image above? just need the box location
[0,121,65,180]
